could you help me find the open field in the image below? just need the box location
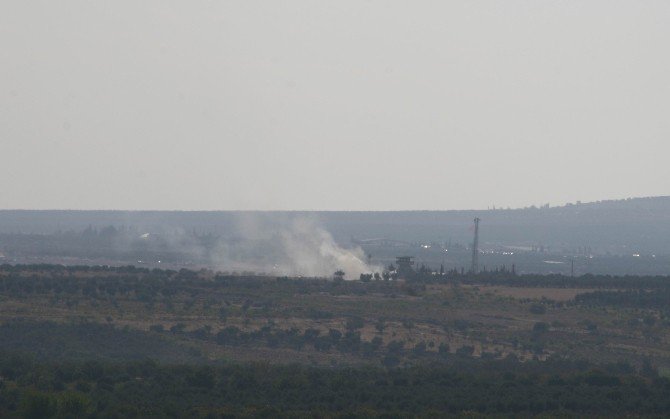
[3,264,670,417]
[472,285,599,301]
[2,265,670,368]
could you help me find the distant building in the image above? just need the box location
[395,256,415,278]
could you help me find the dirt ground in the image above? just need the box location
[473,285,596,301]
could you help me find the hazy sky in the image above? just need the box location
[1,1,668,210]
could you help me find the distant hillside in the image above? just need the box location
[1,196,669,255]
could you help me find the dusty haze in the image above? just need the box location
[1,1,669,210]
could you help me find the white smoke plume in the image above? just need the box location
[274,218,380,279]
[212,216,380,279]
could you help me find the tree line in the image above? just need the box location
[1,353,668,418]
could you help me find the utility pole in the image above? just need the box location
[470,217,480,274]
[571,258,574,277]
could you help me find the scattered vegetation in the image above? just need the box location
[2,264,670,416]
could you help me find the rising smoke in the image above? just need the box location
[211,216,380,279]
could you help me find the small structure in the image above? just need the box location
[395,256,415,278]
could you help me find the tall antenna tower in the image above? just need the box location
[470,217,480,274]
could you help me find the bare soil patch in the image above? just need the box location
[476,285,596,301]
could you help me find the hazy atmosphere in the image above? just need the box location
[3,3,670,417]
[2,1,669,210]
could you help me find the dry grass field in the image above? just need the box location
[1,266,669,369]
[472,285,598,301]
